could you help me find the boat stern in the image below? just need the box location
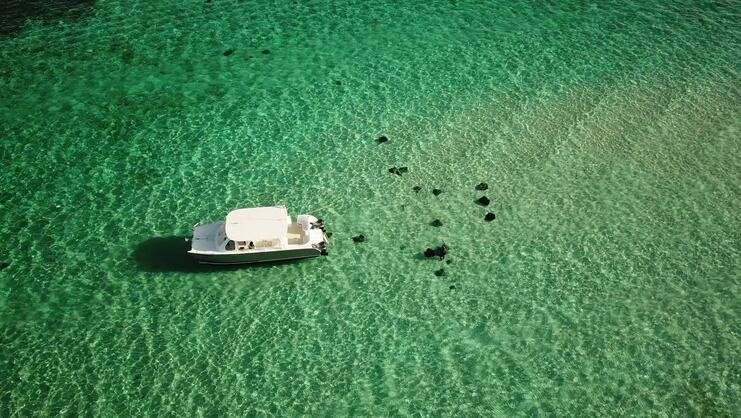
[308,230,328,254]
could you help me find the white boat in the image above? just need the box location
[188,205,328,264]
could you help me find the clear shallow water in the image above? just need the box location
[1,0,739,415]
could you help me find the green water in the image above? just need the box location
[1,0,739,415]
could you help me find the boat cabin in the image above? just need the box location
[219,206,307,251]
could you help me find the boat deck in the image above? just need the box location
[287,223,303,245]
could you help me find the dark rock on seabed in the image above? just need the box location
[423,245,448,259]
[377,135,388,143]
[477,196,490,206]
[484,212,496,221]
[434,244,448,259]
[388,166,408,176]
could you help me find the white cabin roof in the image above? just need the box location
[225,206,288,242]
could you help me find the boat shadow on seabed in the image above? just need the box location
[132,236,300,273]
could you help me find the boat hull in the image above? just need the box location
[189,247,322,265]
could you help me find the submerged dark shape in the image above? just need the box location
[0,261,9,271]
[445,259,452,264]
[434,268,445,277]
[413,186,422,193]
[388,166,408,176]
[423,244,448,259]
[223,48,234,56]
[335,80,342,85]
[430,219,443,227]
[262,49,271,54]
[0,0,95,36]
[435,244,449,259]
[352,234,366,243]
[476,182,488,191]
[449,285,456,290]
[477,196,490,206]
[484,212,496,221]
[121,48,134,64]
[377,135,388,143]
[432,188,442,196]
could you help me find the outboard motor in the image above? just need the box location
[311,219,326,232]
[314,241,329,256]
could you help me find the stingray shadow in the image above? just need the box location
[132,236,301,273]
[1,0,95,36]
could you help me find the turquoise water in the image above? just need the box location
[1,0,739,415]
